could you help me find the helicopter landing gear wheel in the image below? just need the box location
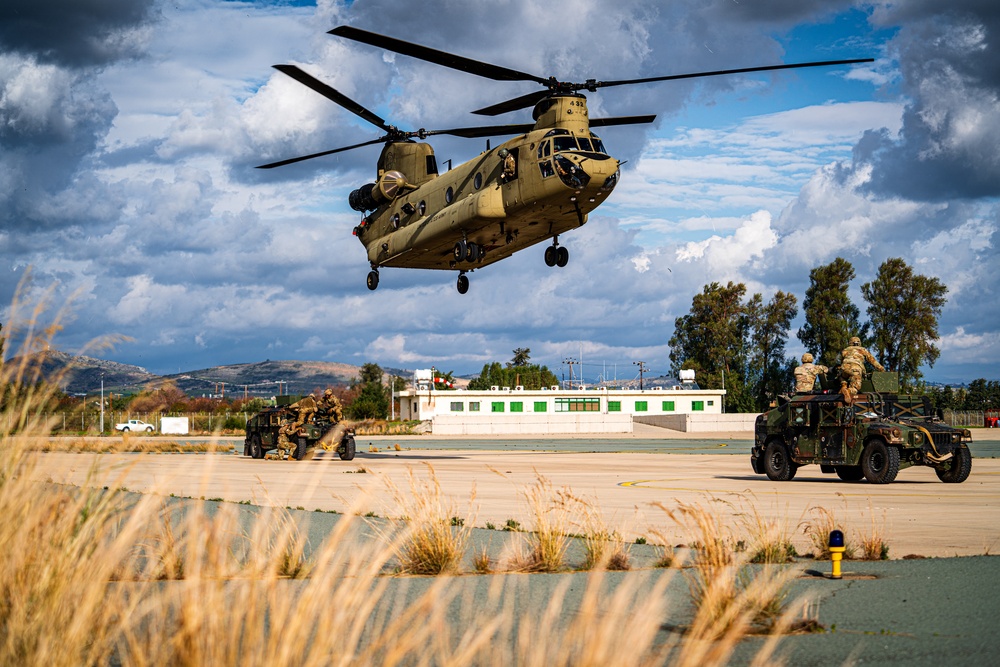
[453,239,467,261]
[556,246,569,267]
[544,245,557,267]
[366,270,379,291]
[456,273,470,294]
[466,242,480,262]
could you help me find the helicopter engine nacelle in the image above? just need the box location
[348,170,409,212]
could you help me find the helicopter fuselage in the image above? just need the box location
[355,95,620,274]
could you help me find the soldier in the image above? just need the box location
[318,388,344,423]
[793,353,829,393]
[499,148,515,182]
[839,336,885,405]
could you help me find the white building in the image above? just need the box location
[396,372,734,434]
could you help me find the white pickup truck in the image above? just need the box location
[115,419,155,432]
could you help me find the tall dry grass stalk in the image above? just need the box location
[858,500,890,560]
[734,495,798,564]
[381,464,476,574]
[567,491,631,571]
[657,499,801,641]
[802,505,857,560]
[503,474,571,572]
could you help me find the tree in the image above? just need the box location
[669,282,755,412]
[861,258,948,390]
[347,363,389,419]
[748,291,798,409]
[509,348,531,368]
[798,258,867,367]
[467,361,558,390]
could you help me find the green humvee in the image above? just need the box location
[751,372,972,484]
[244,397,356,461]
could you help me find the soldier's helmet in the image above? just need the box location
[498,148,509,158]
[849,336,861,346]
[802,353,814,363]
[323,388,333,397]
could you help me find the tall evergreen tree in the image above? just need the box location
[348,362,389,419]
[798,258,866,367]
[669,282,755,412]
[509,348,531,367]
[748,291,798,409]
[861,258,948,391]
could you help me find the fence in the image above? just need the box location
[942,410,987,427]
[25,411,252,435]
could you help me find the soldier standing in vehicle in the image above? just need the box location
[839,336,885,404]
[318,388,343,423]
[793,353,828,393]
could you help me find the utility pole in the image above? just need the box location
[634,361,648,390]
[563,358,577,389]
[100,373,105,435]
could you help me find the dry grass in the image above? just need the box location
[381,464,476,575]
[858,501,890,561]
[570,492,631,571]
[735,495,798,565]
[802,506,858,560]
[657,499,801,640]
[502,475,571,573]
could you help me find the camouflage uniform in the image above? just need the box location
[317,388,343,423]
[839,337,885,404]
[793,353,829,393]
[499,148,515,181]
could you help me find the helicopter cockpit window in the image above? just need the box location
[590,134,607,154]
[543,129,570,137]
[539,159,554,178]
[553,136,579,153]
[537,140,551,160]
[445,187,454,204]
[577,136,593,151]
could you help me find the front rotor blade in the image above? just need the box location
[330,25,548,85]
[273,64,391,132]
[472,89,551,116]
[594,58,874,89]
[589,115,657,127]
[256,136,387,169]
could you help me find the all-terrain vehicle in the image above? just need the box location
[244,396,356,461]
[751,371,972,484]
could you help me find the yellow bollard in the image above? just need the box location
[829,529,845,579]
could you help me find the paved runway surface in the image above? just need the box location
[34,430,1000,558]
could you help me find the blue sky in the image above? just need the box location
[1,0,998,386]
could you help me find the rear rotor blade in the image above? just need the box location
[330,25,549,85]
[594,58,875,89]
[472,90,551,117]
[256,137,387,169]
[430,123,536,139]
[273,64,391,132]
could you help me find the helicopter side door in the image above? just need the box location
[500,147,522,207]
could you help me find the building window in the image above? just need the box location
[491,402,505,413]
[693,401,705,411]
[534,402,547,412]
[608,401,621,412]
[707,400,714,406]
[450,402,463,412]
[555,398,600,412]
[469,402,480,412]
[662,401,675,412]
[510,402,523,413]
[635,401,648,412]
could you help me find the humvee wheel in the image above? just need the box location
[293,437,307,461]
[835,466,865,482]
[936,447,972,483]
[763,440,795,481]
[250,434,263,459]
[338,435,356,461]
[861,439,899,484]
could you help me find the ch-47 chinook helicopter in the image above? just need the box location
[259,26,872,294]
